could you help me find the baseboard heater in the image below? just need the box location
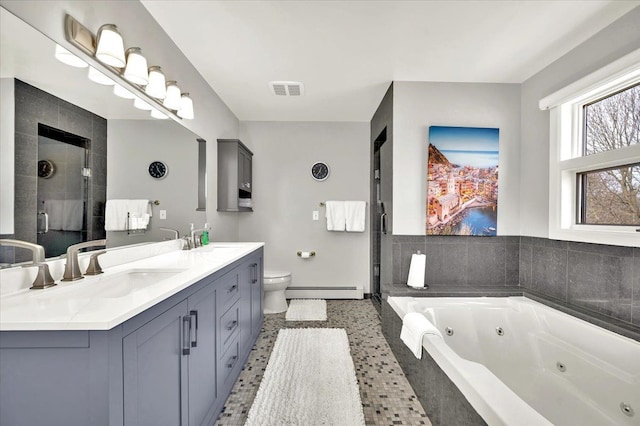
[285,286,363,300]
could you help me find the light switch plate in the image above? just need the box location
[159,210,167,220]
[312,211,319,221]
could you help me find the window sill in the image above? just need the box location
[549,226,639,247]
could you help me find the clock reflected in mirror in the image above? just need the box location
[148,161,168,179]
[38,160,56,179]
[311,161,330,181]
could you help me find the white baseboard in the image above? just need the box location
[285,286,363,300]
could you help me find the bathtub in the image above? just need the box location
[387,296,640,426]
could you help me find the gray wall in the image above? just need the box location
[519,6,640,237]
[238,121,371,292]
[107,120,206,246]
[1,0,241,242]
[392,81,521,235]
[0,78,14,235]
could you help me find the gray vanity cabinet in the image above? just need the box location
[0,248,264,426]
[186,283,219,426]
[123,300,189,426]
[217,139,253,212]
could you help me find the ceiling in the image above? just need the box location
[142,1,637,122]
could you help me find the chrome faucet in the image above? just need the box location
[159,227,180,240]
[190,225,211,248]
[0,239,56,289]
[62,239,107,281]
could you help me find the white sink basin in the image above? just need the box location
[86,268,187,298]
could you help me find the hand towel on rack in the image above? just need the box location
[62,200,83,231]
[325,201,346,231]
[344,201,366,232]
[105,200,152,231]
[43,200,64,230]
[400,312,442,359]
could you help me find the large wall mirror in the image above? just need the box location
[0,7,206,265]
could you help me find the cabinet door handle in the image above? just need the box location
[189,310,198,348]
[182,315,192,356]
[226,355,238,369]
[226,320,238,331]
[227,284,237,293]
[251,263,258,284]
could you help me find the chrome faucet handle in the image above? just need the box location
[63,239,107,282]
[182,236,192,250]
[85,250,107,276]
[22,263,56,290]
[0,239,46,263]
[159,227,180,240]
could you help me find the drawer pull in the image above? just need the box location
[182,315,192,356]
[226,320,238,331]
[227,284,238,293]
[226,355,238,369]
[189,310,198,347]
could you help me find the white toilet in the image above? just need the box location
[263,270,291,314]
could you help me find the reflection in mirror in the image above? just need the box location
[0,7,206,266]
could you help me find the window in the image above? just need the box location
[540,50,640,246]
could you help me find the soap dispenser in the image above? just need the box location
[202,223,210,245]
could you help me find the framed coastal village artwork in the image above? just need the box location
[426,126,499,236]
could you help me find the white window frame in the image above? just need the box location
[539,49,640,247]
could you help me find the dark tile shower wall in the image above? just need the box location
[520,236,640,327]
[9,79,106,262]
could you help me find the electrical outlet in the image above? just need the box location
[159,210,167,220]
[312,211,319,221]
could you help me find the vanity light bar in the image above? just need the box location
[61,14,194,121]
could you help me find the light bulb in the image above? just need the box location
[133,96,153,111]
[151,108,169,119]
[114,84,136,99]
[88,66,114,86]
[54,44,87,68]
[123,47,149,85]
[177,93,194,119]
[95,24,125,68]
[163,81,181,110]
[145,66,166,99]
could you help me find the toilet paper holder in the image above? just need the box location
[297,251,316,258]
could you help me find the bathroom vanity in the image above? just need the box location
[0,242,263,426]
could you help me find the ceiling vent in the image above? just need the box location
[269,81,304,96]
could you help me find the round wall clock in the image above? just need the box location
[38,160,56,179]
[148,161,168,179]
[311,161,330,181]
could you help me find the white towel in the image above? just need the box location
[345,201,366,232]
[62,200,83,231]
[43,200,64,230]
[400,312,442,359]
[105,199,152,231]
[325,201,346,231]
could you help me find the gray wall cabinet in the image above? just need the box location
[217,139,253,212]
[0,248,264,426]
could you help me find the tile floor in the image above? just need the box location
[215,299,431,425]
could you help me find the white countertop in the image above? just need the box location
[0,242,264,331]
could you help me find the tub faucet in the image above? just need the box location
[0,239,56,289]
[62,239,107,281]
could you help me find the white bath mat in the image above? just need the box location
[245,328,365,426]
[285,299,327,321]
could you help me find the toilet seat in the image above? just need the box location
[264,270,291,283]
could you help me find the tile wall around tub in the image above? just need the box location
[520,236,640,327]
[390,235,520,288]
[388,234,640,329]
